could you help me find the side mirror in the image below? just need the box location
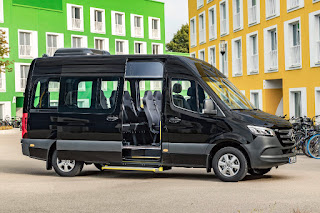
[203,99,218,115]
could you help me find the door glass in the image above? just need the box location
[139,80,163,107]
[198,84,210,113]
[171,79,197,112]
[100,80,119,110]
[77,81,93,108]
[33,79,60,109]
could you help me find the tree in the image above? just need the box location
[166,24,189,53]
[0,30,13,73]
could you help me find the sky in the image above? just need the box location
[163,0,189,43]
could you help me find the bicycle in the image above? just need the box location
[306,115,320,159]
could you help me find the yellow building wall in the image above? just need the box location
[189,0,320,118]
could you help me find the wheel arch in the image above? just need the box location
[46,142,56,170]
[206,140,251,172]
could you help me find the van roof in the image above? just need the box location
[32,54,225,78]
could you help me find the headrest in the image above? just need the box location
[187,87,196,97]
[123,91,132,100]
[144,90,153,100]
[111,90,117,96]
[153,91,162,101]
[173,83,182,94]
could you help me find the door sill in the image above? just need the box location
[123,145,161,150]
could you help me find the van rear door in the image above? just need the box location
[56,64,124,163]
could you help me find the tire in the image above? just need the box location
[212,147,248,182]
[94,163,104,171]
[307,134,320,159]
[249,168,272,176]
[52,150,84,177]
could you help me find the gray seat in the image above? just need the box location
[172,83,191,110]
[143,91,161,145]
[153,91,162,113]
[123,91,138,123]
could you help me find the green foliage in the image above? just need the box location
[0,30,13,73]
[166,24,189,53]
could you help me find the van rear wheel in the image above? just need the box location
[212,147,248,182]
[52,150,84,177]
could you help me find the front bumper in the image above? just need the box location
[242,136,296,169]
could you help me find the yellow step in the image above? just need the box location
[101,166,163,172]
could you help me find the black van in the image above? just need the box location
[21,48,296,182]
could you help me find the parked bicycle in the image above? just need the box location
[306,115,320,159]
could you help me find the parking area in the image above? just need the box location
[0,129,319,213]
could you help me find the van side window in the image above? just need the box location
[61,77,120,113]
[171,79,196,112]
[33,79,60,109]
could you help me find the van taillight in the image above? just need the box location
[22,113,28,138]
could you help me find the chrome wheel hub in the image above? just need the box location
[218,154,240,177]
[57,158,76,172]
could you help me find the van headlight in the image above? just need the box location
[247,125,276,137]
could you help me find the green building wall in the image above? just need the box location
[0,0,166,118]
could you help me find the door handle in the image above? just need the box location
[169,117,182,124]
[106,115,119,122]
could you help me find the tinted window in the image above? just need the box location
[33,79,60,109]
[60,77,120,113]
[126,62,163,78]
[139,80,163,107]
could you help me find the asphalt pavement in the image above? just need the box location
[0,129,319,213]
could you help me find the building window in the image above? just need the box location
[94,37,109,51]
[0,71,5,92]
[67,4,84,32]
[46,33,63,57]
[232,38,242,76]
[131,14,144,38]
[208,6,217,40]
[247,32,259,74]
[220,0,229,36]
[309,11,320,67]
[287,0,304,12]
[115,39,128,55]
[152,43,163,55]
[149,17,161,40]
[112,11,125,36]
[71,35,87,48]
[250,90,262,110]
[190,17,197,47]
[219,41,228,76]
[0,0,3,23]
[248,0,260,25]
[197,0,204,9]
[190,52,196,58]
[199,12,206,44]
[266,0,280,19]
[90,8,105,34]
[18,30,38,59]
[284,18,302,70]
[264,26,278,72]
[15,63,30,92]
[134,41,146,54]
[199,49,205,61]
[208,46,216,67]
[289,88,307,118]
[233,0,243,31]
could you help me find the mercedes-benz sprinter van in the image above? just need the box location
[21,48,296,182]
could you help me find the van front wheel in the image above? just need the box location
[212,147,248,182]
[52,150,84,177]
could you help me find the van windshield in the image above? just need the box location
[203,76,254,110]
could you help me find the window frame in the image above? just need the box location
[134,41,147,54]
[149,17,161,40]
[0,0,3,23]
[309,10,320,67]
[190,16,197,47]
[208,5,217,41]
[115,39,129,55]
[18,29,38,59]
[232,0,244,32]
[90,7,106,34]
[152,43,163,55]
[246,31,259,75]
[232,37,243,77]
[46,32,64,57]
[219,41,228,77]
[220,0,229,37]
[131,14,144,38]
[289,87,307,118]
[250,89,263,110]
[67,4,84,32]
[94,37,109,51]
[208,45,216,67]
[111,11,126,36]
[247,0,260,26]
[71,35,88,48]
[14,62,30,93]
[199,11,206,44]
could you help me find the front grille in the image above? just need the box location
[275,128,295,147]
